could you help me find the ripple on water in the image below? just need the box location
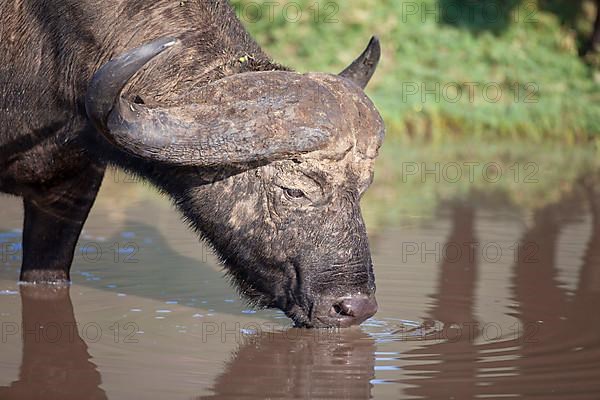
[364,318,446,343]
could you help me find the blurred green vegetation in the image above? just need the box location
[231,0,600,142]
[360,138,600,228]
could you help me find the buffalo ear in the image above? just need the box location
[339,36,381,89]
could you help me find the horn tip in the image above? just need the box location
[368,36,381,59]
[149,37,180,54]
[162,37,180,49]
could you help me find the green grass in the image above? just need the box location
[231,0,600,142]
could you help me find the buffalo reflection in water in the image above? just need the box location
[0,286,106,400]
[199,329,376,400]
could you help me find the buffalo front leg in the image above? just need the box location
[20,165,105,284]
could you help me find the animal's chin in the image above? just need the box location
[290,314,353,329]
[284,306,341,329]
[285,306,313,328]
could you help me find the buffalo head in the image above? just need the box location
[86,37,385,328]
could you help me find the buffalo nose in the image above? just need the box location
[329,295,378,327]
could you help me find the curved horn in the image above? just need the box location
[85,38,336,167]
[339,36,381,89]
[85,37,179,133]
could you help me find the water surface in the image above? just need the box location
[1,141,599,399]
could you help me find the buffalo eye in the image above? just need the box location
[284,188,306,200]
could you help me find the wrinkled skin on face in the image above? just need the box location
[172,75,384,327]
[85,38,385,328]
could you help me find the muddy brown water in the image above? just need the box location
[1,146,600,399]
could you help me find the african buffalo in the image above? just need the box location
[0,0,384,328]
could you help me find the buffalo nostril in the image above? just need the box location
[331,303,344,316]
[329,295,378,325]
